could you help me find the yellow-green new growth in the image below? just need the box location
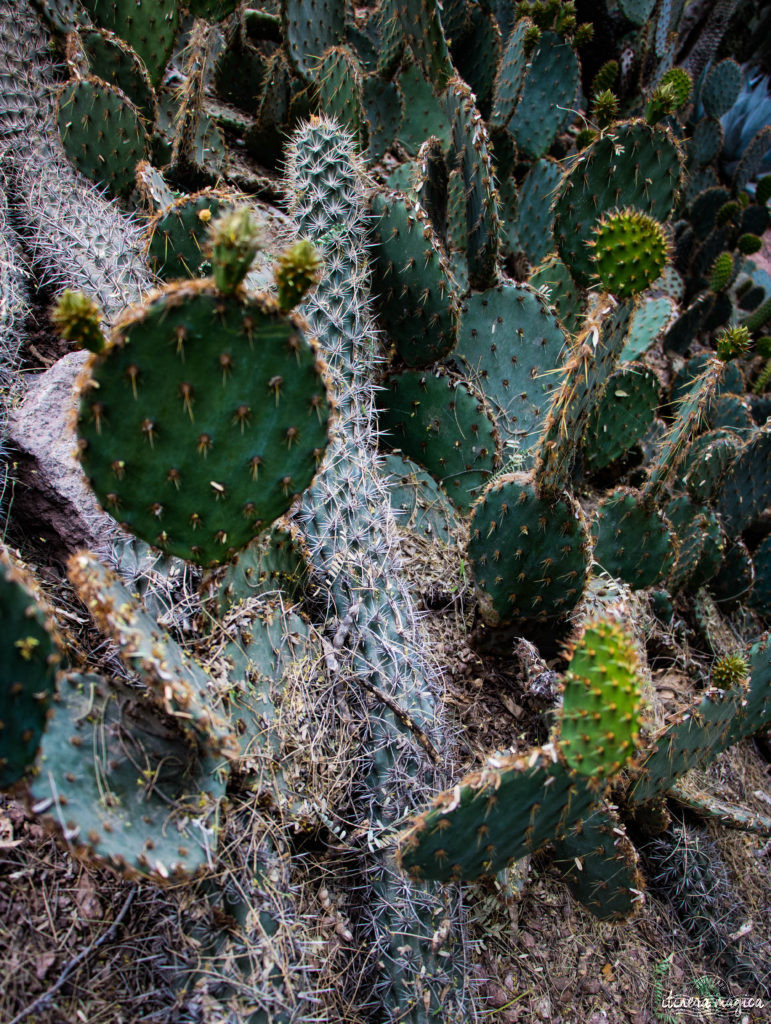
[52,290,106,353]
[209,207,262,295]
[559,620,643,779]
[591,209,669,298]
[716,325,751,361]
[711,654,749,689]
[275,239,322,312]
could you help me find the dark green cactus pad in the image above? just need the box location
[680,430,742,503]
[551,806,644,921]
[414,136,449,245]
[721,633,771,746]
[396,746,599,882]
[734,126,771,192]
[689,186,731,241]
[592,488,676,590]
[716,427,771,533]
[450,6,501,118]
[709,539,755,607]
[378,369,501,512]
[79,28,157,122]
[468,472,591,625]
[619,0,656,25]
[57,76,149,197]
[362,75,403,162]
[700,58,742,118]
[396,0,454,91]
[490,17,534,129]
[444,77,501,291]
[627,685,747,805]
[81,0,177,86]
[395,65,452,154]
[33,0,90,32]
[0,549,60,789]
[620,296,675,363]
[708,393,754,433]
[509,32,579,159]
[68,552,239,760]
[454,284,568,454]
[77,281,332,566]
[558,621,643,780]
[376,0,405,77]
[317,46,366,148]
[144,190,237,281]
[381,453,460,543]
[529,255,585,334]
[661,293,712,354]
[30,672,226,881]
[502,158,562,266]
[583,364,660,471]
[666,496,724,592]
[282,0,346,80]
[553,121,682,287]
[749,538,770,617]
[690,117,723,167]
[200,520,308,620]
[369,190,459,367]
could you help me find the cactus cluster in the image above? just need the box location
[2,0,771,1019]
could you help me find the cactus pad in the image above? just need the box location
[0,548,60,788]
[369,190,459,367]
[79,27,157,122]
[582,364,660,471]
[468,472,591,624]
[554,121,681,287]
[620,296,675,363]
[77,280,332,565]
[558,621,643,779]
[378,369,500,512]
[81,0,177,86]
[68,551,238,759]
[551,806,644,921]
[30,672,226,880]
[591,210,669,298]
[396,745,599,882]
[454,283,567,453]
[144,190,237,281]
[382,453,460,543]
[57,76,149,197]
[591,489,676,589]
[716,427,771,533]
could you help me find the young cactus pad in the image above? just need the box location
[76,281,332,565]
[591,210,669,298]
[558,621,643,779]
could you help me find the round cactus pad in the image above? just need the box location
[77,282,332,565]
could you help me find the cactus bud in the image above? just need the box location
[51,290,106,353]
[716,325,750,362]
[274,239,323,312]
[209,207,262,295]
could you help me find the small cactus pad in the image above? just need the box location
[468,472,591,625]
[680,430,742,503]
[454,284,568,453]
[666,495,724,592]
[709,539,755,607]
[282,0,346,79]
[591,210,669,298]
[369,191,459,367]
[378,369,500,512]
[144,190,236,281]
[582,364,660,472]
[68,551,239,760]
[396,745,599,882]
[554,121,681,287]
[749,537,770,617]
[551,806,645,921]
[57,76,149,197]
[30,672,226,881]
[209,207,263,296]
[77,280,332,565]
[0,548,60,788]
[382,453,460,543]
[559,621,643,779]
[591,488,676,590]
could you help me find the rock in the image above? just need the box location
[7,351,117,559]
